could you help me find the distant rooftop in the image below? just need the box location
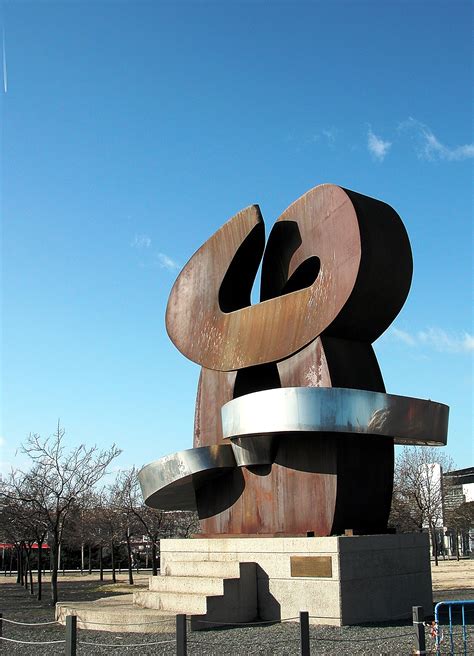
[443,467,474,485]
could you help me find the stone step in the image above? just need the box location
[163,559,242,578]
[134,589,209,614]
[137,562,258,627]
[149,574,226,595]
[56,594,176,633]
[163,551,236,562]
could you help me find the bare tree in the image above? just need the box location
[0,489,28,585]
[111,468,158,575]
[162,510,200,539]
[108,473,142,584]
[0,482,48,597]
[85,494,110,580]
[62,491,98,575]
[113,467,199,575]
[2,422,120,604]
[389,446,454,565]
[445,501,474,560]
[32,515,48,600]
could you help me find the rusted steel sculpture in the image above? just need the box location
[139,184,449,536]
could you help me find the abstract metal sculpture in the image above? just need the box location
[139,184,449,536]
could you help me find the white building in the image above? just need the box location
[442,467,474,556]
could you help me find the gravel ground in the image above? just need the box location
[0,576,472,655]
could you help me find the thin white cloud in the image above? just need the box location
[391,326,474,353]
[294,127,339,149]
[322,128,338,145]
[131,234,151,249]
[399,117,474,161]
[391,327,416,346]
[464,334,474,351]
[157,252,180,272]
[367,128,392,162]
[418,328,474,354]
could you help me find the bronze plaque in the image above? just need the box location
[290,556,332,578]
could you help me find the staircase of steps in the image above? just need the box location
[133,560,258,630]
[55,594,177,633]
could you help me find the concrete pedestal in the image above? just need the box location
[160,533,432,626]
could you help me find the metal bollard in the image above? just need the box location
[412,606,426,656]
[300,611,310,656]
[0,611,2,646]
[65,614,77,656]
[176,613,187,656]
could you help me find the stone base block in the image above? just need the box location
[161,533,433,626]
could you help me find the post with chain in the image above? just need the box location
[413,606,426,655]
[176,613,187,656]
[300,610,310,656]
[65,614,77,656]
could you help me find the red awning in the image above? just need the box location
[0,543,50,550]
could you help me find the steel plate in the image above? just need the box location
[222,387,448,446]
[138,445,236,510]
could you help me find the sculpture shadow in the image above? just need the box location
[195,468,245,519]
[274,433,337,475]
[255,565,282,622]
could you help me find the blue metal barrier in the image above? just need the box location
[434,600,473,655]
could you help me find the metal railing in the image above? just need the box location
[0,605,457,655]
[0,613,297,654]
[433,600,474,655]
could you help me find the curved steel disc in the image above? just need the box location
[166,184,412,371]
[221,387,449,446]
[166,185,362,371]
[138,445,236,510]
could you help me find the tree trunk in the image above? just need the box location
[24,549,28,586]
[27,549,34,595]
[430,524,439,566]
[37,542,43,601]
[50,541,59,605]
[8,547,13,576]
[126,533,134,585]
[88,544,92,575]
[99,545,103,581]
[16,546,21,584]
[151,541,158,576]
[23,548,28,589]
[111,541,116,583]
[21,547,26,585]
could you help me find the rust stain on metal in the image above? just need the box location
[168,183,413,536]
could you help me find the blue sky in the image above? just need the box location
[1,1,472,474]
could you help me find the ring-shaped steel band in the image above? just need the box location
[138,445,235,510]
[139,388,449,511]
[222,387,448,446]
